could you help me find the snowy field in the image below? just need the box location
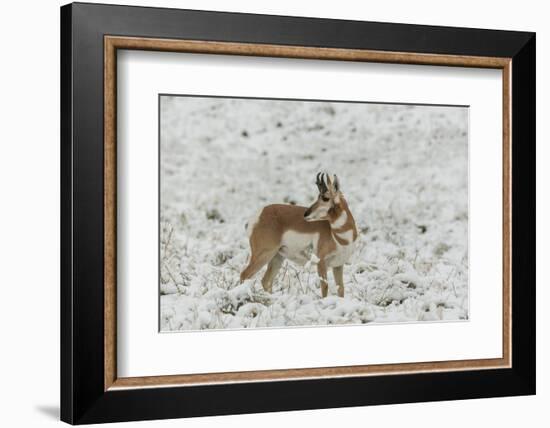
[159,96,469,332]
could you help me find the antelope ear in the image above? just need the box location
[333,175,340,192]
[331,175,341,204]
[326,174,334,190]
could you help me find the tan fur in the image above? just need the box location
[240,175,358,298]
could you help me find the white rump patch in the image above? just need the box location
[246,208,264,238]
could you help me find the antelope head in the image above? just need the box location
[304,172,342,222]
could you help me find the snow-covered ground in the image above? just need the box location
[159,96,469,331]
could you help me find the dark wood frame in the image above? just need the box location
[61,2,536,424]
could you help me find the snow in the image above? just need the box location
[159,96,469,331]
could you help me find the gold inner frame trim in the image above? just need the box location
[104,35,512,391]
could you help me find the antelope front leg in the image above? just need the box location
[333,265,345,298]
[317,261,328,298]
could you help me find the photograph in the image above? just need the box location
[55,2,536,424]
[159,95,469,332]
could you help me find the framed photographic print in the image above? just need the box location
[60,2,536,424]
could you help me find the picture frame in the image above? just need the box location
[60,2,535,424]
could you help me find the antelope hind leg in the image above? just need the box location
[240,249,278,284]
[261,253,284,293]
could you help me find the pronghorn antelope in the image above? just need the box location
[240,173,358,298]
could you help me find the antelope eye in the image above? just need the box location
[321,196,330,202]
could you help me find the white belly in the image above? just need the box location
[278,230,319,265]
